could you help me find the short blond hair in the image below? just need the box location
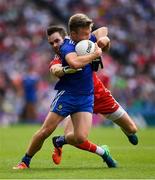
[68,13,93,33]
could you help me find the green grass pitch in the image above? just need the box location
[0,125,155,179]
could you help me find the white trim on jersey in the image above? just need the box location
[65,36,75,45]
[69,39,75,45]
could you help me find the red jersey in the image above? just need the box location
[49,55,61,68]
[93,72,119,114]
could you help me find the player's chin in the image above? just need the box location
[53,48,59,54]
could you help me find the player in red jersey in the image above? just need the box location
[49,25,138,165]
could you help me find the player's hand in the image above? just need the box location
[97,37,110,51]
[50,64,64,77]
[93,43,102,58]
[63,66,82,74]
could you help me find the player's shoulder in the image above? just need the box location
[60,37,75,52]
[62,37,75,47]
[90,33,97,42]
[68,38,75,46]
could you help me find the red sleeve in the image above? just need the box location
[49,55,62,69]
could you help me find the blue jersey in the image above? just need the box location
[54,34,97,95]
[23,74,39,103]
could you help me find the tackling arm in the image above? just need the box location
[92,27,110,52]
[49,56,82,78]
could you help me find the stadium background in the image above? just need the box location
[0,0,155,127]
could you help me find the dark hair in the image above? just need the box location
[68,13,93,32]
[47,26,67,38]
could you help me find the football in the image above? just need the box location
[75,40,95,56]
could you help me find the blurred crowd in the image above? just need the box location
[0,0,155,125]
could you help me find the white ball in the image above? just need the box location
[75,40,95,56]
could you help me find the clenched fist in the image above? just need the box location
[50,64,64,77]
[97,37,110,51]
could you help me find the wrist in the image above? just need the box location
[92,51,100,59]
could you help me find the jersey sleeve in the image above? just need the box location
[61,43,75,58]
[90,34,97,43]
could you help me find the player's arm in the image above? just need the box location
[50,64,64,77]
[92,27,108,38]
[92,27,110,52]
[49,56,82,78]
[65,43,102,69]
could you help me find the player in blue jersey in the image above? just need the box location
[48,25,138,165]
[13,14,117,169]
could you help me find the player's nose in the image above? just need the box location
[53,43,57,47]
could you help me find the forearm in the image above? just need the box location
[69,53,99,69]
[50,64,82,77]
[92,27,108,38]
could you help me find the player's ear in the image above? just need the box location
[70,31,76,38]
